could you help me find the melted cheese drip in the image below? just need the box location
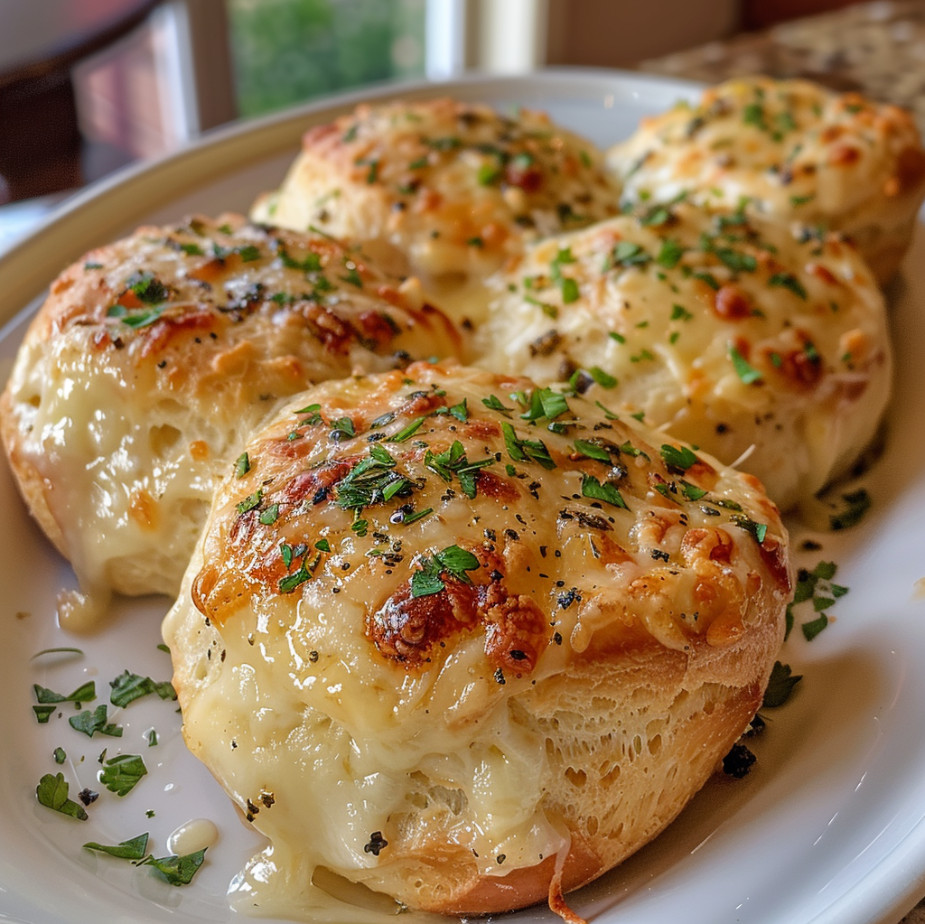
[181,593,572,917]
[1,216,461,620]
[163,362,791,920]
[228,849,443,923]
[167,818,219,856]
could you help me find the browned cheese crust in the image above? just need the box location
[473,198,892,511]
[607,76,925,285]
[0,215,462,612]
[163,362,792,920]
[250,97,622,324]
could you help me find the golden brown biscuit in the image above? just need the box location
[0,215,461,626]
[607,76,925,285]
[473,199,892,511]
[163,362,791,922]
[251,97,621,324]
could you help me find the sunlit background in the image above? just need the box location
[2,0,923,248]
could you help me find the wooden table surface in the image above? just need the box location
[640,0,925,131]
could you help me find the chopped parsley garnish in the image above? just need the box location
[234,452,250,478]
[126,271,169,304]
[387,416,426,443]
[550,247,580,303]
[278,246,323,273]
[33,680,95,708]
[731,514,768,544]
[335,445,412,514]
[84,833,149,860]
[742,101,766,130]
[236,489,263,514]
[560,278,580,303]
[618,439,648,459]
[769,271,808,300]
[691,269,720,290]
[259,504,279,525]
[829,489,871,530]
[713,246,756,273]
[339,264,363,288]
[482,394,513,414]
[581,474,627,509]
[573,439,611,462]
[424,440,494,499]
[660,444,698,472]
[786,560,848,640]
[801,611,829,642]
[428,135,462,151]
[100,753,148,796]
[356,156,380,184]
[109,670,176,708]
[586,366,617,389]
[36,772,88,820]
[640,204,671,227]
[137,849,208,885]
[399,506,433,525]
[656,238,684,268]
[762,660,803,708]
[477,163,502,186]
[69,704,123,738]
[329,417,356,441]
[410,545,481,598]
[729,343,763,384]
[84,836,205,885]
[233,244,262,263]
[447,399,468,421]
[107,304,165,329]
[679,480,708,501]
[295,403,323,426]
[278,541,326,592]
[501,422,556,469]
[517,386,570,422]
[609,240,650,269]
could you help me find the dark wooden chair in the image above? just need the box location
[0,0,163,203]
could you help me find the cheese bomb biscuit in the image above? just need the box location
[163,362,791,922]
[473,199,891,511]
[0,215,461,624]
[250,97,621,323]
[607,76,925,285]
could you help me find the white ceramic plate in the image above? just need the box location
[1,68,924,924]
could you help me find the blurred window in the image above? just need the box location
[226,0,427,117]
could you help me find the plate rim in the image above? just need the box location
[0,66,700,317]
[1,65,924,924]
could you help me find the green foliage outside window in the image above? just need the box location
[228,0,427,116]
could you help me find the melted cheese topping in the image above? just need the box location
[250,98,621,324]
[0,215,462,615]
[163,362,790,919]
[607,76,925,283]
[474,199,891,510]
